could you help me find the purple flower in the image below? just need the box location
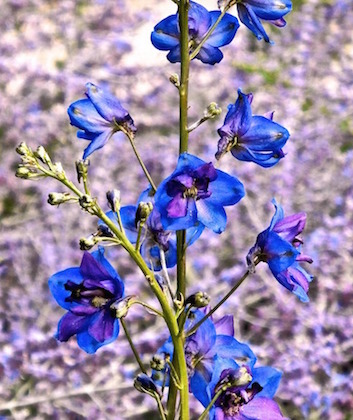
[152,310,256,406]
[151,1,239,65]
[155,153,244,233]
[216,89,289,167]
[206,359,287,420]
[48,248,124,353]
[68,82,136,159]
[237,0,292,43]
[247,199,313,302]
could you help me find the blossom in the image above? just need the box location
[151,1,239,65]
[247,199,313,302]
[48,248,124,353]
[204,357,286,420]
[152,310,256,406]
[216,89,289,167]
[154,153,245,233]
[237,0,292,43]
[68,82,136,159]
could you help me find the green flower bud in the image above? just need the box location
[134,374,159,398]
[76,159,90,183]
[135,202,153,227]
[150,354,166,371]
[79,235,98,250]
[48,192,77,206]
[205,102,222,119]
[185,291,210,308]
[106,189,121,213]
[34,146,52,165]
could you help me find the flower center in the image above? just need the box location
[183,185,198,199]
[65,280,114,307]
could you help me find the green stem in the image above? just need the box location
[155,394,168,420]
[133,300,164,318]
[186,268,252,337]
[189,7,229,60]
[123,129,157,193]
[168,1,191,418]
[135,222,144,252]
[120,318,147,374]
[198,385,227,420]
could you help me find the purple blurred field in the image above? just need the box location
[1,0,353,418]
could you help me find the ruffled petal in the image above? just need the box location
[207,169,245,206]
[237,3,270,42]
[246,0,292,21]
[196,44,224,65]
[77,317,119,354]
[196,199,227,234]
[68,99,109,133]
[151,14,180,50]
[251,366,282,398]
[83,130,112,159]
[48,267,83,310]
[240,397,287,420]
[56,312,90,342]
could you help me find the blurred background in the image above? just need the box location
[0,0,352,418]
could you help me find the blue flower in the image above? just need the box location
[204,357,286,420]
[152,310,256,407]
[101,201,204,271]
[216,89,290,167]
[155,153,245,233]
[247,199,313,302]
[151,1,239,65]
[237,0,292,43]
[48,247,124,353]
[68,82,136,159]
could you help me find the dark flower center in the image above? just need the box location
[216,382,263,415]
[65,279,114,308]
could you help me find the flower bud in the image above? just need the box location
[110,296,135,319]
[16,142,32,157]
[150,354,167,372]
[79,194,95,209]
[34,146,52,165]
[52,162,66,178]
[205,102,222,119]
[169,73,180,87]
[215,367,252,394]
[79,235,98,250]
[15,166,44,180]
[106,189,121,213]
[135,202,153,227]
[185,291,210,308]
[48,192,77,206]
[134,374,159,397]
[76,159,90,183]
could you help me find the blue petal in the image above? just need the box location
[210,335,257,368]
[231,146,284,167]
[48,267,83,310]
[251,366,282,398]
[68,99,109,133]
[56,312,90,342]
[185,222,205,246]
[196,44,224,65]
[269,198,284,229]
[265,231,299,274]
[188,1,211,37]
[175,153,206,173]
[166,46,181,63]
[240,116,289,151]
[151,15,179,50]
[237,3,270,42]
[207,168,245,207]
[83,130,112,159]
[77,317,120,354]
[207,11,239,47]
[190,370,211,408]
[247,0,292,21]
[120,206,139,243]
[196,199,227,234]
[85,83,129,123]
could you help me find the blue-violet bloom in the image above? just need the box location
[68,82,136,159]
[155,153,245,233]
[216,89,289,167]
[204,357,286,419]
[48,247,124,353]
[152,310,256,407]
[151,1,239,65]
[247,199,313,302]
[237,0,292,43]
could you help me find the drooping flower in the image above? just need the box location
[247,199,313,302]
[155,153,245,234]
[236,0,292,43]
[68,82,136,159]
[152,310,256,407]
[48,247,124,353]
[204,357,287,420]
[151,1,239,65]
[216,89,289,167]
